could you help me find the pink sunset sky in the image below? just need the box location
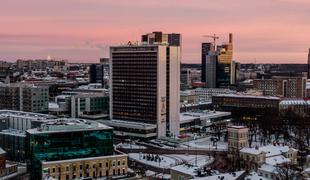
[1,0,310,63]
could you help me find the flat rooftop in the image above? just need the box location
[213,94,280,100]
[0,129,26,137]
[180,111,231,124]
[0,110,56,120]
[101,119,157,130]
[27,118,113,134]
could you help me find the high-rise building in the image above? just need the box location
[141,31,181,46]
[109,41,180,138]
[205,51,217,88]
[308,48,310,79]
[216,33,233,88]
[201,34,234,88]
[201,43,213,83]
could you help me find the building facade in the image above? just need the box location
[0,110,56,162]
[110,43,180,138]
[25,119,120,179]
[89,64,104,87]
[201,42,213,83]
[308,48,310,79]
[0,84,49,113]
[212,94,280,123]
[253,76,307,98]
[227,126,249,153]
[141,31,181,46]
[41,154,128,180]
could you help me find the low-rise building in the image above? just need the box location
[213,94,280,122]
[180,111,231,133]
[239,145,298,170]
[0,148,18,178]
[279,99,310,118]
[253,76,307,98]
[49,92,109,119]
[0,110,56,162]
[101,120,157,139]
[0,83,49,113]
[26,118,128,180]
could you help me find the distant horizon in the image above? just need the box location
[1,0,310,64]
[1,58,308,65]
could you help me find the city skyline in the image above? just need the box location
[1,0,310,63]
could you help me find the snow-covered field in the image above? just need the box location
[128,153,214,169]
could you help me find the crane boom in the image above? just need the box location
[203,34,219,47]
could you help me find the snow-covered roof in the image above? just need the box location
[241,145,291,157]
[191,171,245,180]
[259,145,289,157]
[170,164,199,176]
[258,164,279,174]
[280,99,307,106]
[48,102,59,109]
[240,148,263,155]
[266,155,290,166]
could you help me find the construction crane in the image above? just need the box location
[203,34,219,47]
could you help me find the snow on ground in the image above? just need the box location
[128,153,213,169]
[116,143,146,149]
[184,136,228,150]
[145,170,171,180]
[245,172,269,180]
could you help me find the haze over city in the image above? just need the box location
[1,0,310,63]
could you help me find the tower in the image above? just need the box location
[110,37,181,138]
[308,48,310,79]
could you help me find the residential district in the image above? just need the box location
[0,32,309,180]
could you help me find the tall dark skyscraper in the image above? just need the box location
[308,48,310,79]
[89,64,104,86]
[110,37,181,138]
[201,43,213,83]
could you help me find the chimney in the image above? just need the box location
[229,33,233,44]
